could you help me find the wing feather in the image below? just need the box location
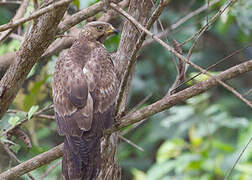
[53,43,119,137]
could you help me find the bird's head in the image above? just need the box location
[79,21,118,43]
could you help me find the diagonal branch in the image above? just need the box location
[0,144,63,180]
[0,0,72,32]
[0,0,30,44]
[142,0,220,47]
[112,0,171,115]
[109,3,252,108]
[0,0,71,120]
[107,59,252,133]
[0,59,251,180]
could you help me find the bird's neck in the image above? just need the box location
[69,38,103,67]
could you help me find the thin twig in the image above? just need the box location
[172,43,252,93]
[0,0,30,44]
[121,118,147,136]
[244,88,252,96]
[107,59,252,134]
[0,59,251,179]
[0,1,21,4]
[119,135,144,152]
[0,0,72,32]
[2,104,53,137]
[180,0,238,46]
[112,0,171,115]
[150,0,184,97]
[1,142,35,180]
[109,3,252,108]
[224,137,252,180]
[127,93,153,114]
[143,0,220,47]
[0,143,64,180]
[38,160,61,180]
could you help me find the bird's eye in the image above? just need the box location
[97,26,103,31]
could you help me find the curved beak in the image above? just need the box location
[107,26,119,35]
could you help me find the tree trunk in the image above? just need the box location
[98,0,154,179]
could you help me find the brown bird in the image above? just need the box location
[52,21,119,180]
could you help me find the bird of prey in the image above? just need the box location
[52,21,119,180]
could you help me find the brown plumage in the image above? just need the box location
[52,21,119,180]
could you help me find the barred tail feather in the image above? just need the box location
[62,135,101,180]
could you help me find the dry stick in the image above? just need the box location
[143,0,220,47]
[33,0,38,9]
[0,0,72,32]
[149,0,182,96]
[121,118,147,136]
[98,0,130,22]
[110,3,252,109]
[206,0,210,26]
[224,137,252,180]
[0,143,64,180]
[57,0,108,34]
[172,43,252,93]
[2,104,53,137]
[0,0,30,44]
[1,142,35,180]
[0,59,251,179]
[244,88,252,96]
[127,93,153,115]
[0,0,127,71]
[185,0,224,61]
[119,135,144,152]
[0,1,21,4]
[38,160,61,180]
[180,0,238,46]
[0,59,251,180]
[107,59,252,133]
[113,0,171,115]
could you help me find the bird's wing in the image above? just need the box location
[53,52,94,136]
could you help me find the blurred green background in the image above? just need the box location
[0,0,252,179]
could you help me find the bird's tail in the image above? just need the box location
[62,135,102,180]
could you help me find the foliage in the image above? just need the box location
[129,94,251,180]
[0,0,251,179]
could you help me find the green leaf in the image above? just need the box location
[132,168,147,180]
[1,137,21,154]
[28,105,39,120]
[156,139,186,163]
[10,143,21,154]
[8,116,21,126]
[147,161,175,180]
[187,72,220,85]
[73,0,80,9]
[236,163,252,175]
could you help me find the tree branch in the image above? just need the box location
[110,3,252,108]
[142,0,220,47]
[0,0,30,44]
[0,59,251,179]
[0,0,72,32]
[0,144,63,180]
[0,0,71,119]
[107,59,252,133]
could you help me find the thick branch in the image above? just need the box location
[0,0,30,44]
[111,3,252,108]
[0,0,71,119]
[0,144,63,180]
[0,59,251,179]
[0,0,72,32]
[57,1,106,34]
[107,59,252,133]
